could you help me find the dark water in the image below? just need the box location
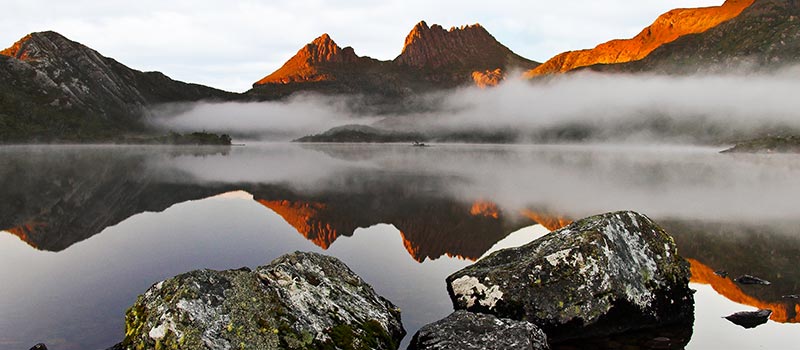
[0,143,798,350]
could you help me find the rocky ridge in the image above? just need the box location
[588,0,800,73]
[525,0,755,77]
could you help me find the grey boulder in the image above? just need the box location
[408,310,548,350]
[119,251,404,350]
[446,211,693,341]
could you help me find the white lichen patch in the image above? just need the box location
[451,275,504,309]
[545,248,573,266]
[176,298,231,350]
[598,213,661,308]
[149,323,168,340]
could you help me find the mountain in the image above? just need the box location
[0,31,235,142]
[394,21,537,80]
[589,0,800,73]
[248,21,539,100]
[526,0,755,77]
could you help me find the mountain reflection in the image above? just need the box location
[2,144,799,327]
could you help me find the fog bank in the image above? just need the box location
[150,69,800,143]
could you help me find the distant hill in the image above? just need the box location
[248,21,539,100]
[0,31,237,142]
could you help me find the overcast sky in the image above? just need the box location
[2,1,722,92]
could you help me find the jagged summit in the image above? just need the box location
[526,0,756,77]
[254,33,364,86]
[394,20,530,69]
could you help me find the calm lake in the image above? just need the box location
[1,143,798,349]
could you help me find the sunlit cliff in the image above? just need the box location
[525,0,755,77]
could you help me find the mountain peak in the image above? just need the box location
[395,20,531,70]
[1,31,71,60]
[254,33,362,86]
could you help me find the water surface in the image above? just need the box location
[0,143,798,349]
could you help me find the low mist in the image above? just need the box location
[149,68,800,144]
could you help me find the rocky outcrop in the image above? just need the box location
[526,0,755,77]
[119,252,404,350]
[0,31,235,142]
[471,69,504,88]
[408,310,549,350]
[446,211,693,342]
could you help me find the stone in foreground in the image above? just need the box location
[724,309,772,329]
[408,310,549,350]
[733,274,771,285]
[119,251,404,350]
[446,211,693,341]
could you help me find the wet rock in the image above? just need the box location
[782,294,800,299]
[29,344,47,350]
[408,310,549,350]
[446,211,693,342]
[734,274,771,285]
[724,309,772,329]
[119,251,404,350]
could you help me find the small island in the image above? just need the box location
[116,131,233,146]
[721,135,800,153]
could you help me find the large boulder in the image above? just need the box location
[445,211,693,341]
[408,310,549,350]
[119,251,404,350]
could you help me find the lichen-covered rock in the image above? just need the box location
[408,310,549,350]
[119,251,404,350]
[446,211,693,341]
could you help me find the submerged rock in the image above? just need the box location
[734,274,771,285]
[29,344,47,350]
[118,251,404,350]
[446,211,693,341]
[408,310,549,350]
[724,309,772,329]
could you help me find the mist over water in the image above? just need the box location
[145,143,800,223]
[150,69,800,143]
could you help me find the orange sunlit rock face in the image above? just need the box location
[520,209,572,232]
[4,222,44,249]
[470,200,500,219]
[254,34,362,85]
[689,258,799,323]
[525,0,755,77]
[471,69,503,88]
[258,200,340,249]
[1,34,34,60]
